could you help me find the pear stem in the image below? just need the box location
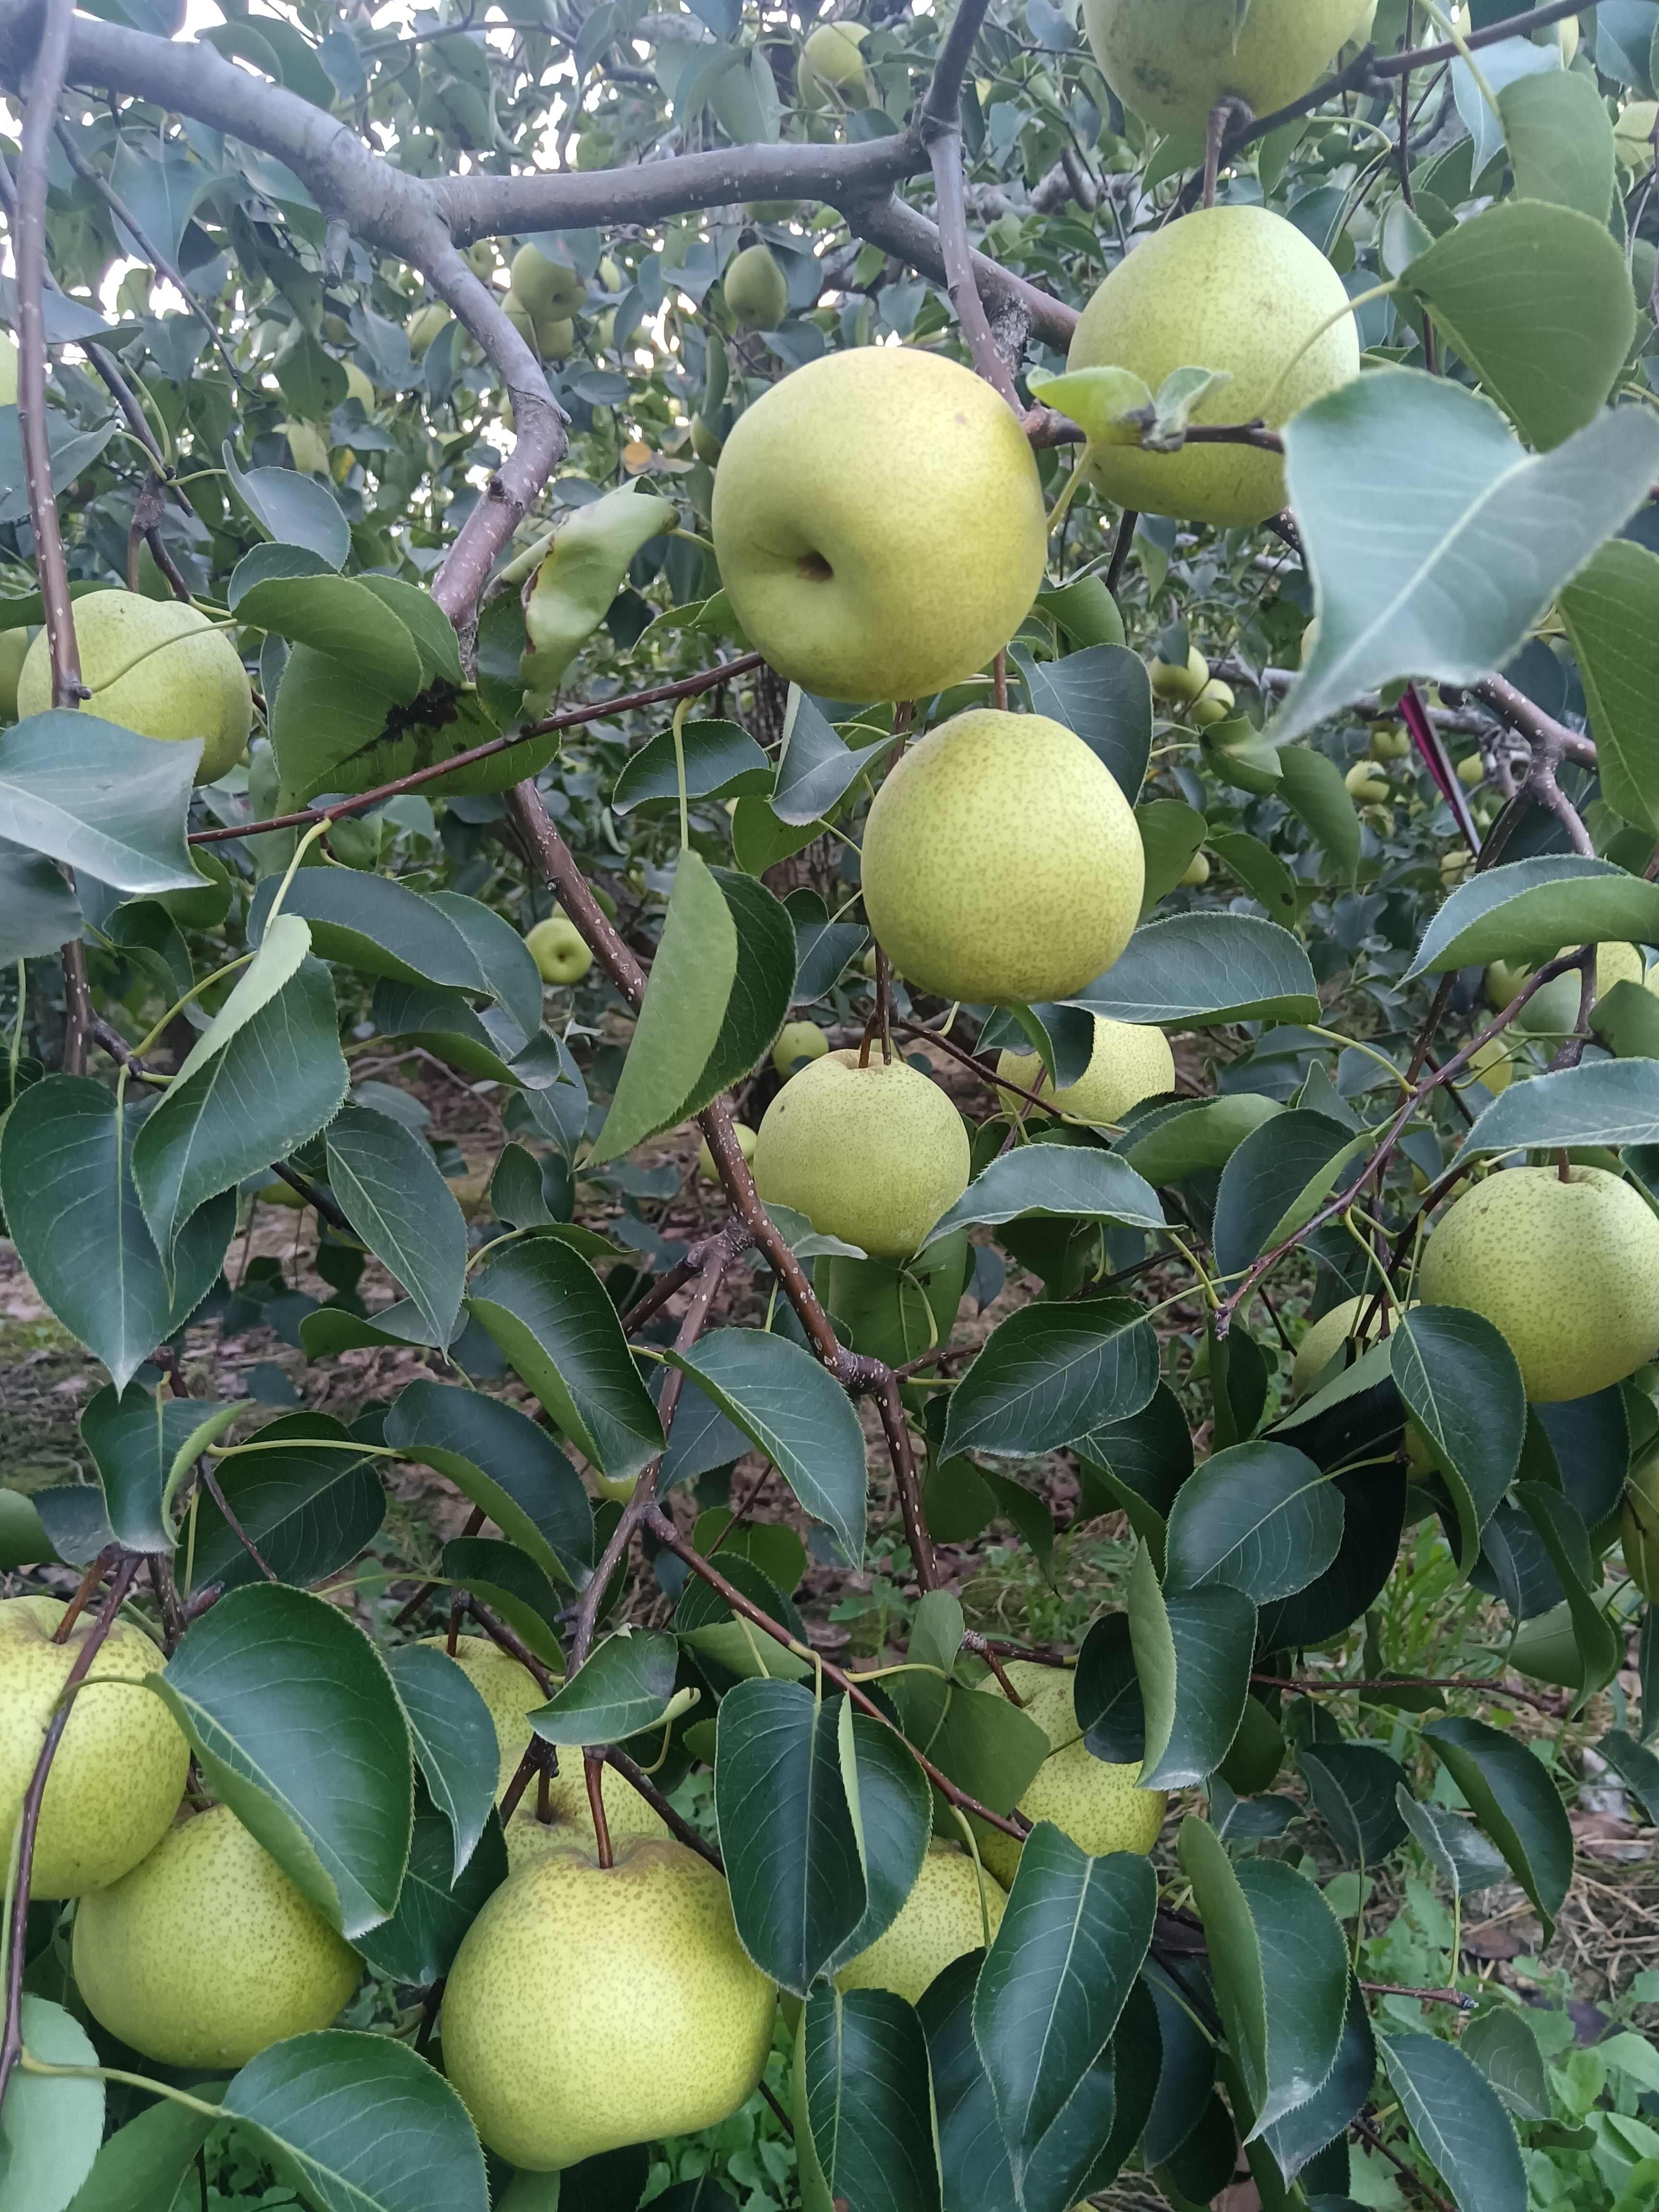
[585,1752,613,1869]
[49,1552,113,1645]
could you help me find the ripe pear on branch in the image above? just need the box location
[1082,0,1378,135]
[973,1661,1166,1886]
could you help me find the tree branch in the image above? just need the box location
[926,118,1022,411]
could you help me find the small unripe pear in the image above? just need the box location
[1190,677,1234,726]
[1149,646,1209,702]
[1456,752,1484,788]
[256,1176,308,1209]
[690,413,724,464]
[1346,761,1389,803]
[0,1597,188,1899]
[1466,1035,1516,1096]
[772,1020,829,1079]
[1291,1294,1410,1397]
[834,1843,1006,2005]
[1484,958,1532,1012]
[73,1803,360,2066]
[797,21,871,110]
[753,1048,969,1257]
[1180,850,1211,888]
[861,709,1143,1006]
[407,302,452,359]
[1421,1165,1659,1402]
[996,1016,1173,1127]
[17,589,251,784]
[526,913,593,986]
[697,1121,757,1180]
[974,1661,1165,1887]
[1370,721,1410,762]
[510,242,586,321]
[442,1839,774,2170]
[724,243,789,330]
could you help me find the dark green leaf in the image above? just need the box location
[65,2084,223,2212]
[1515,1482,1622,1711]
[0,840,82,961]
[1392,1308,1523,1572]
[1130,1547,1256,1790]
[186,1414,386,1596]
[354,1799,507,1987]
[796,1987,941,2212]
[1073,1611,1145,1764]
[443,1537,565,1670]
[386,1644,499,1882]
[1065,914,1318,1026]
[1396,1787,1510,1899]
[1275,745,1360,883]
[612,718,771,813]
[0,713,204,892]
[831,1705,934,1969]
[1261,1977,1374,2185]
[919,1949,1015,2212]
[325,1106,466,1348]
[1379,2033,1525,2212]
[223,442,350,566]
[1164,1442,1341,1605]
[251,869,492,994]
[1423,1715,1572,1940]
[1408,856,1659,978]
[1211,1111,1362,1280]
[944,1297,1159,1461]
[770,688,895,827]
[3,1996,104,2212]
[1299,1742,1408,1866]
[160,1583,413,1939]
[1462,2008,1551,2123]
[1459,1057,1659,1153]
[384,1380,594,1587]
[1013,642,1152,802]
[1075,1382,1194,1563]
[1208,830,1299,929]
[1595,1729,1659,1825]
[1136,798,1208,914]
[529,1629,678,1745]
[1561,540,1659,836]
[235,574,422,699]
[924,1147,1164,1245]
[1118,1093,1282,1186]
[80,1383,236,1555]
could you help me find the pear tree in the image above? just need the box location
[1,2,1657,2210]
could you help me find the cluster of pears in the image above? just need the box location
[0,1596,358,2068]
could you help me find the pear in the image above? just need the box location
[1484,958,1533,1013]
[834,1842,1005,2005]
[710,349,1046,703]
[772,1020,829,1079]
[1466,1035,1517,1096]
[1191,677,1234,727]
[1180,851,1210,889]
[1291,1294,1409,1397]
[797,21,871,110]
[504,291,576,362]
[1420,1165,1659,1402]
[1082,0,1376,135]
[504,1763,669,1865]
[974,1660,1166,1886]
[0,1596,188,1898]
[282,420,330,475]
[1068,206,1360,527]
[16,589,252,783]
[526,913,593,986]
[1621,1447,1659,1602]
[861,709,1143,1005]
[1346,761,1389,803]
[724,243,789,330]
[441,1837,774,2170]
[407,302,452,359]
[996,1016,1173,1128]
[1513,942,1645,1035]
[72,1803,361,2068]
[1149,646,1209,702]
[1456,752,1485,788]
[511,242,586,322]
[753,1048,970,1257]
[698,1121,758,1180]
[1370,721,1410,762]
[420,1633,544,1795]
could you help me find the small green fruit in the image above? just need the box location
[697,1121,757,1180]
[995,1015,1173,1127]
[1190,676,1234,726]
[724,243,789,331]
[1291,1294,1407,1397]
[689,413,723,464]
[510,242,586,321]
[1345,760,1389,803]
[1514,942,1644,1035]
[407,302,452,359]
[772,1021,829,1079]
[753,1048,969,1257]
[797,21,871,111]
[834,1843,1006,2005]
[974,1660,1166,1887]
[1456,752,1484,788]
[526,914,593,986]
[1180,850,1210,889]
[1149,645,1209,702]
[72,1803,360,2067]
[1369,721,1410,761]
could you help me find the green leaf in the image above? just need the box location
[1275,744,1360,883]
[796,1988,941,2212]
[466,1237,664,1481]
[924,1147,1165,1245]
[972,1828,1155,2212]
[1379,2034,1525,2212]
[1395,1787,1509,1898]
[0,1078,233,1393]
[0,840,82,961]
[186,1413,387,1596]
[666,1330,868,1562]
[1515,1482,1622,1711]
[79,1383,235,1554]
[223,2031,489,2212]
[1561,539,1659,836]
[1207,830,1299,929]
[384,1381,593,1587]
[1067,913,1319,1026]
[1260,1976,1375,2185]
[674,1549,811,1682]
[1164,1442,1341,1605]
[3,1996,104,2212]
[1073,1613,1145,1765]
[0,713,205,892]
[1178,1816,1349,2138]
[1211,1111,1363,1280]
[1277,371,1659,747]
[1129,1546,1255,1790]
[1401,198,1634,449]
[443,1537,565,1670]
[1407,855,1659,977]
[325,1105,466,1348]
[1298,1741,1408,1866]
[425,890,545,1042]
[354,1799,507,1988]
[251,870,492,995]
[529,1629,677,1745]
[1391,1308,1524,1572]
[691,868,797,1111]
[1499,70,1616,221]
[717,1679,865,1995]
[1075,1382,1194,1564]
[1458,1057,1659,1153]
[830,1703,934,1970]
[1596,1728,1659,1825]
[918,1950,1016,2212]
[235,574,424,700]
[612,718,772,814]
[386,1644,499,1882]
[1013,643,1153,803]
[160,1583,413,1939]
[1462,2008,1552,2122]
[943,1298,1159,1461]
[1136,798,1208,913]
[1422,1714,1573,1941]
[223,441,350,566]
[1118,1093,1282,1186]
[132,958,349,1263]
[770,687,896,828]
[65,2084,223,2212]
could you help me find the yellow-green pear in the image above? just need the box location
[1346,761,1389,803]
[256,1176,308,1209]
[1068,205,1360,527]
[282,420,330,475]
[1515,942,1644,1035]
[1291,1294,1408,1397]
[1466,1034,1517,1095]
[698,1120,757,1179]
[1456,751,1485,788]
[1082,0,1376,134]
[724,243,789,330]
[526,912,593,986]
[1621,1447,1659,1601]
[72,1803,360,2068]
[420,1633,544,1796]
[442,1838,774,2170]
[1149,646,1209,702]
[599,255,624,292]
[17,589,252,784]
[0,626,30,721]
[0,1596,188,1899]
[773,1020,829,1078]
[861,709,1143,1005]
[1191,677,1234,726]
[407,302,452,359]
[690,412,724,464]
[798,21,871,110]
[1615,102,1658,174]
[710,348,1046,703]
[1180,851,1210,888]
[505,1764,669,1865]
[0,330,15,406]
[1420,1165,1659,1402]
[974,1661,1166,1887]
[753,1048,969,1257]
[996,1016,1173,1127]
[511,242,586,321]
[1484,958,1532,1012]
[504,291,577,362]
[1370,721,1410,762]
[834,1843,1006,2005]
